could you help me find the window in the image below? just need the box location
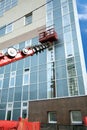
[23,69,30,85]
[47,62,56,98]
[0,74,4,89]
[5,23,13,34]
[0,26,6,37]
[0,0,18,17]
[25,13,32,25]
[7,110,11,120]
[0,23,13,37]
[6,103,13,120]
[68,78,78,96]
[47,46,55,98]
[61,0,67,6]
[48,112,57,123]
[61,3,69,16]
[11,0,18,7]
[0,1,4,16]
[70,111,82,125]
[4,0,11,11]
[9,71,16,87]
[21,102,28,118]
[67,57,78,96]
[46,1,53,27]
[63,14,70,27]
[64,31,74,57]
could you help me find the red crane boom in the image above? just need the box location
[0,28,58,67]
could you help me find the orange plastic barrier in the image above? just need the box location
[0,120,18,130]
[17,118,40,130]
[0,118,40,130]
[0,127,4,130]
[28,122,40,130]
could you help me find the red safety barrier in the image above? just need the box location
[0,118,40,130]
[0,127,4,130]
[83,116,87,126]
[28,122,40,130]
[17,118,40,130]
[0,120,18,130]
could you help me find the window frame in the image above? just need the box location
[70,110,82,125]
[0,74,4,89]
[24,12,32,25]
[48,111,57,123]
[9,71,16,88]
[5,23,13,34]
[6,102,13,120]
[23,69,30,85]
[21,101,28,118]
[61,0,69,16]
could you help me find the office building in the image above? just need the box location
[0,0,87,125]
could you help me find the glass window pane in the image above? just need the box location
[9,71,16,87]
[7,110,11,120]
[4,0,11,11]
[13,109,20,120]
[56,79,68,97]
[78,76,85,95]
[8,88,14,102]
[11,62,17,71]
[71,111,82,124]
[0,1,4,16]
[0,67,4,74]
[68,77,78,96]
[39,70,47,82]
[13,102,21,108]
[30,72,37,83]
[14,87,22,101]
[55,44,65,60]
[62,5,69,15]
[0,26,5,36]
[25,13,32,25]
[22,109,27,118]
[31,55,38,66]
[24,57,30,68]
[23,72,30,85]
[30,84,37,100]
[0,103,6,109]
[12,0,18,7]
[22,85,28,100]
[63,14,70,27]
[0,110,5,120]
[0,74,4,89]
[16,76,22,87]
[10,77,15,86]
[1,89,8,102]
[17,60,24,69]
[56,66,66,79]
[5,64,11,73]
[39,82,47,99]
[39,50,47,64]
[48,112,57,123]
[5,23,13,34]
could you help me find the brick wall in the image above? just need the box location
[29,96,87,125]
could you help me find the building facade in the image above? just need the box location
[0,0,87,125]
